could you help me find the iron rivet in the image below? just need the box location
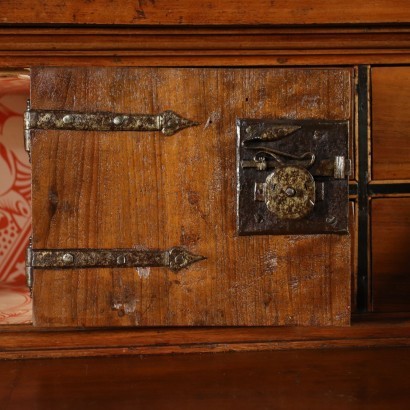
[62,253,74,264]
[116,255,126,265]
[255,214,264,224]
[326,216,337,225]
[285,187,296,197]
[175,254,187,267]
[62,115,73,124]
[113,116,123,125]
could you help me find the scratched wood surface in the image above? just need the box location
[1,0,410,25]
[31,67,351,327]
[372,67,410,180]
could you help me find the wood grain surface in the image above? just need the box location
[1,317,410,359]
[31,67,351,327]
[1,348,410,410]
[1,0,410,25]
[1,27,410,68]
[372,198,410,312]
[372,67,410,180]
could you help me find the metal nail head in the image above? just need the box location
[62,253,74,264]
[62,115,73,124]
[116,255,126,265]
[113,116,124,125]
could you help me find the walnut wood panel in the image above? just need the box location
[372,198,410,312]
[1,348,410,410]
[1,0,410,25]
[31,67,351,327]
[1,27,410,68]
[372,67,410,180]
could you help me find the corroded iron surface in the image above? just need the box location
[25,107,199,136]
[237,118,349,235]
[243,123,301,143]
[26,245,205,295]
[28,247,205,272]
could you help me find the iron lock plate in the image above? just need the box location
[237,119,349,235]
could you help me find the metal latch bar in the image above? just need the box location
[242,157,351,179]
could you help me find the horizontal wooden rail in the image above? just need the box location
[1,316,410,359]
[0,26,410,66]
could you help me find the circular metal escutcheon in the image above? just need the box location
[265,165,315,220]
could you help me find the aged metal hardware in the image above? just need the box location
[243,123,302,143]
[23,100,32,160]
[237,119,349,235]
[243,146,316,169]
[25,238,33,297]
[25,242,205,295]
[242,156,350,178]
[255,165,316,220]
[24,99,199,158]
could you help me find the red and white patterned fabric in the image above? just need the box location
[0,77,32,324]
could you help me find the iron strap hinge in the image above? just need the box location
[24,99,199,158]
[25,241,205,295]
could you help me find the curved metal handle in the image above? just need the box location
[246,146,316,168]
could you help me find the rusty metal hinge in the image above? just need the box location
[23,100,32,160]
[25,240,205,296]
[24,99,199,159]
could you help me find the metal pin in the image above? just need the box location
[285,187,296,197]
[334,156,345,179]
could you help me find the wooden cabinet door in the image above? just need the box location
[29,67,351,327]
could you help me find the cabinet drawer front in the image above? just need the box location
[372,67,410,180]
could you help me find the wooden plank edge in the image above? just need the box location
[1,54,410,67]
[2,337,410,360]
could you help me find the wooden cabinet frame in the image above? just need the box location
[1,14,410,357]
